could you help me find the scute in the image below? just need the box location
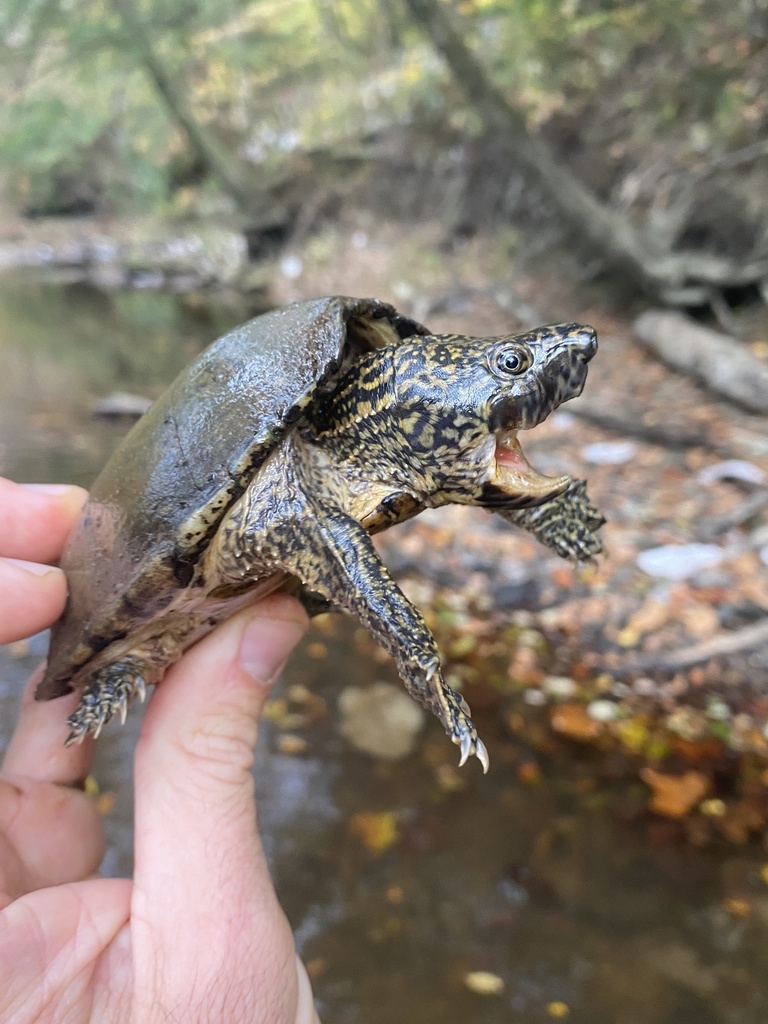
[39,296,428,700]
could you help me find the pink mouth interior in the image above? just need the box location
[493,430,570,499]
[494,443,528,468]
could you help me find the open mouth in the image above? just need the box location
[493,429,570,502]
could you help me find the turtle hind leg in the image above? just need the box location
[65,660,148,746]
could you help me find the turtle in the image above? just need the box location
[38,296,604,771]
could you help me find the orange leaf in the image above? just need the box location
[641,767,709,818]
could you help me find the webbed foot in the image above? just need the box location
[65,660,148,745]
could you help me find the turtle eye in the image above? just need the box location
[488,344,532,378]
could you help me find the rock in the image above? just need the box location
[587,699,620,722]
[279,254,303,279]
[338,682,425,760]
[492,575,541,610]
[523,687,547,706]
[463,971,505,996]
[543,675,577,699]
[636,543,724,580]
[92,391,153,418]
[581,440,638,464]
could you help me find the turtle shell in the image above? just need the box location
[39,296,428,700]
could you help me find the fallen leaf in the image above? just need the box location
[547,1003,570,1019]
[276,734,308,756]
[96,792,116,816]
[386,885,405,905]
[677,602,720,638]
[641,767,709,818]
[348,811,400,854]
[622,597,670,640]
[518,762,541,785]
[723,898,751,917]
[550,703,603,741]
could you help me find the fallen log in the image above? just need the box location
[634,310,768,414]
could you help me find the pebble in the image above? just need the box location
[523,687,547,706]
[665,708,707,741]
[549,410,577,431]
[636,543,724,580]
[464,971,505,996]
[707,699,731,721]
[543,675,577,699]
[581,440,638,464]
[279,254,303,279]
[587,699,620,722]
[633,677,658,697]
[92,392,153,418]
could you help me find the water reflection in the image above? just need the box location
[0,280,253,485]
[1,282,767,1024]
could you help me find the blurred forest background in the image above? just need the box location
[1,0,767,310]
[3,6,768,1019]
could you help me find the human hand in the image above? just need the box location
[0,477,318,1023]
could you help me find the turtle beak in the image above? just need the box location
[491,428,570,504]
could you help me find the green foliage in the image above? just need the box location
[0,0,763,215]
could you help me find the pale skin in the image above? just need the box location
[0,477,320,1023]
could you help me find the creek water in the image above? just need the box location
[1,281,767,1023]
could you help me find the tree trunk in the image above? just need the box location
[403,0,768,304]
[112,0,257,215]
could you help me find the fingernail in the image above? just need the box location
[239,613,305,686]
[20,483,72,495]
[2,556,58,577]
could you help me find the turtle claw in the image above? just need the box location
[446,691,490,773]
[455,731,490,773]
[475,737,490,774]
[441,683,490,772]
[64,724,87,748]
[458,731,472,767]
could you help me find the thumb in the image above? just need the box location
[131,594,308,1011]
[136,592,308,796]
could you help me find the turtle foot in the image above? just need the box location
[444,687,490,773]
[65,661,148,746]
[501,478,604,562]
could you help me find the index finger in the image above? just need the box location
[0,478,87,564]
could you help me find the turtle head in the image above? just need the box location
[393,322,597,508]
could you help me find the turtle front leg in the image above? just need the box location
[224,504,489,771]
[497,479,605,562]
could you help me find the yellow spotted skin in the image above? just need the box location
[45,299,602,767]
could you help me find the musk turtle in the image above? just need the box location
[38,296,604,770]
